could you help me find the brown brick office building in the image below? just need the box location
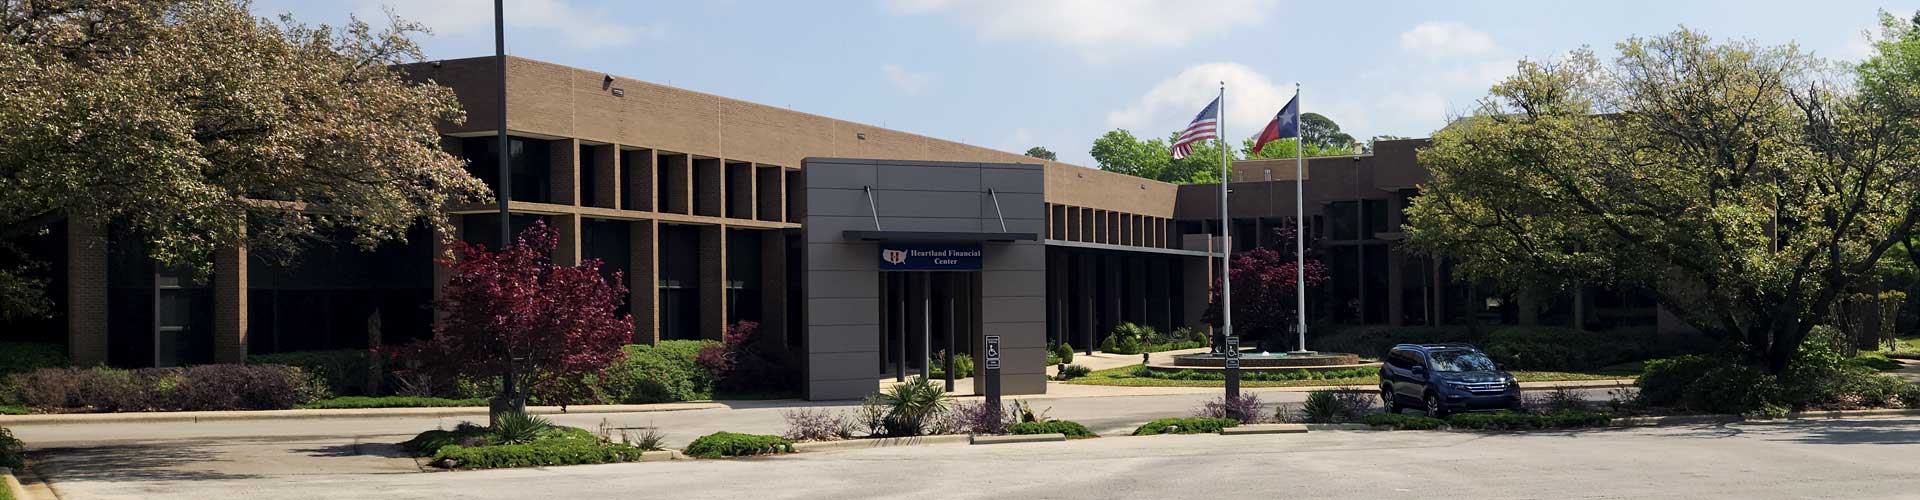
[8,55,1663,400]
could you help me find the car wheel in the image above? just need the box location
[1380,385,1399,413]
[1424,392,1447,418]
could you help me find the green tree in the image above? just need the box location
[1023,146,1057,160]
[0,0,487,316]
[1088,129,1231,184]
[1403,19,1920,373]
[1299,112,1355,150]
[1364,135,1410,153]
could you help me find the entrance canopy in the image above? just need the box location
[842,230,1037,243]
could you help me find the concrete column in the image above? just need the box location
[552,213,581,267]
[760,229,786,345]
[697,225,725,340]
[1101,254,1121,336]
[629,221,658,343]
[213,232,248,364]
[1183,254,1212,333]
[1128,255,1148,325]
[550,138,579,205]
[1078,253,1096,354]
[67,219,109,366]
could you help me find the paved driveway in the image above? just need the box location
[10,386,1621,499]
[27,416,1920,500]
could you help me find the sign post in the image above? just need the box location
[984,335,1002,413]
[1224,335,1241,402]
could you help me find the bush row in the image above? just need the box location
[1100,323,1209,355]
[299,396,486,409]
[1637,328,1920,414]
[0,342,66,376]
[1362,413,1446,430]
[1007,420,1096,438]
[684,431,794,458]
[248,350,375,396]
[4,365,327,412]
[1447,411,1614,430]
[1314,325,1713,372]
[434,439,644,469]
[1127,365,1375,382]
[1131,417,1240,435]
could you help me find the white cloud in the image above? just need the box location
[1105,62,1297,140]
[881,64,936,94]
[881,0,1282,61]
[1399,21,1498,60]
[358,0,660,50]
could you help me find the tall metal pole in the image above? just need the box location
[1294,83,1308,353]
[1219,83,1238,402]
[491,0,523,418]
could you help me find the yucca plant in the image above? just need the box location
[873,376,950,436]
[489,411,553,445]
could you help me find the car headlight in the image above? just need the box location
[1445,381,1472,390]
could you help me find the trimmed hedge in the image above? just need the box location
[1131,417,1240,435]
[684,431,794,458]
[1008,420,1096,438]
[1315,325,1707,372]
[596,341,720,404]
[1362,413,1446,430]
[248,350,375,396]
[1447,411,1614,430]
[6,365,327,412]
[0,342,66,376]
[433,440,644,469]
[301,396,486,409]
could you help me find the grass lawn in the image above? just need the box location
[0,405,28,415]
[0,480,11,500]
[1061,365,1637,388]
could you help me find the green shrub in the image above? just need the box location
[1008,420,1095,438]
[0,426,22,469]
[433,439,643,469]
[5,364,325,412]
[248,350,375,396]
[300,396,486,409]
[0,342,66,376]
[597,341,720,404]
[1296,390,1377,423]
[1177,327,1208,344]
[1101,323,1149,355]
[870,376,950,436]
[928,352,975,379]
[402,424,486,456]
[1898,383,1920,409]
[1052,342,1074,365]
[1447,411,1613,430]
[1130,417,1240,435]
[0,405,26,415]
[489,412,554,445]
[1362,413,1446,430]
[684,431,794,458]
[1314,325,1479,359]
[1636,355,1723,408]
[1055,364,1091,380]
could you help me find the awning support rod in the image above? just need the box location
[864,185,883,231]
[989,188,1008,232]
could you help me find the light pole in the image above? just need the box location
[488,0,525,421]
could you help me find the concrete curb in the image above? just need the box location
[0,467,27,500]
[1304,423,1374,431]
[0,402,726,426]
[637,450,682,462]
[970,433,1066,445]
[1607,408,1920,428]
[793,434,970,453]
[1220,424,1308,435]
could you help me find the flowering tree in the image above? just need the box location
[1203,226,1329,350]
[393,221,631,418]
[697,321,797,393]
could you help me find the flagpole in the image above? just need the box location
[1219,82,1238,403]
[1293,83,1308,354]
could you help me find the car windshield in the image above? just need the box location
[1428,350,1498,372]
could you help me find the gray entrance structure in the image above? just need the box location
[799,158,1048,400]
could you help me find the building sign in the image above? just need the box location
[984,335,1002,370]
[878,243,983,271]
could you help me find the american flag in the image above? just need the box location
[1171,96,1221,160]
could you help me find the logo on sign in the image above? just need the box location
[882,249,908,265]
[878,243,983,270]
[984,335,1001,370]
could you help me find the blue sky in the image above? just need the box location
[252,0,1916,167]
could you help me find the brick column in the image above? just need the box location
[628,149,656,212]
[552,214,581,267]
[550,138,579,205]
[1388,249,1405,326]
[592,144,619,209]
[756,166,783,222]
[698,225,725,340]
[665,154,691,214]
[67,219,109,366]
[629,221,658,343]
[213,233,248,364]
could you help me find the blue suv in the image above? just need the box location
[1379,344,1519,417]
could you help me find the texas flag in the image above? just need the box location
[1251,95,1300,155]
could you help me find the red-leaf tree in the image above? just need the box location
[1203,226,1330,350]
[392,220,632,417]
